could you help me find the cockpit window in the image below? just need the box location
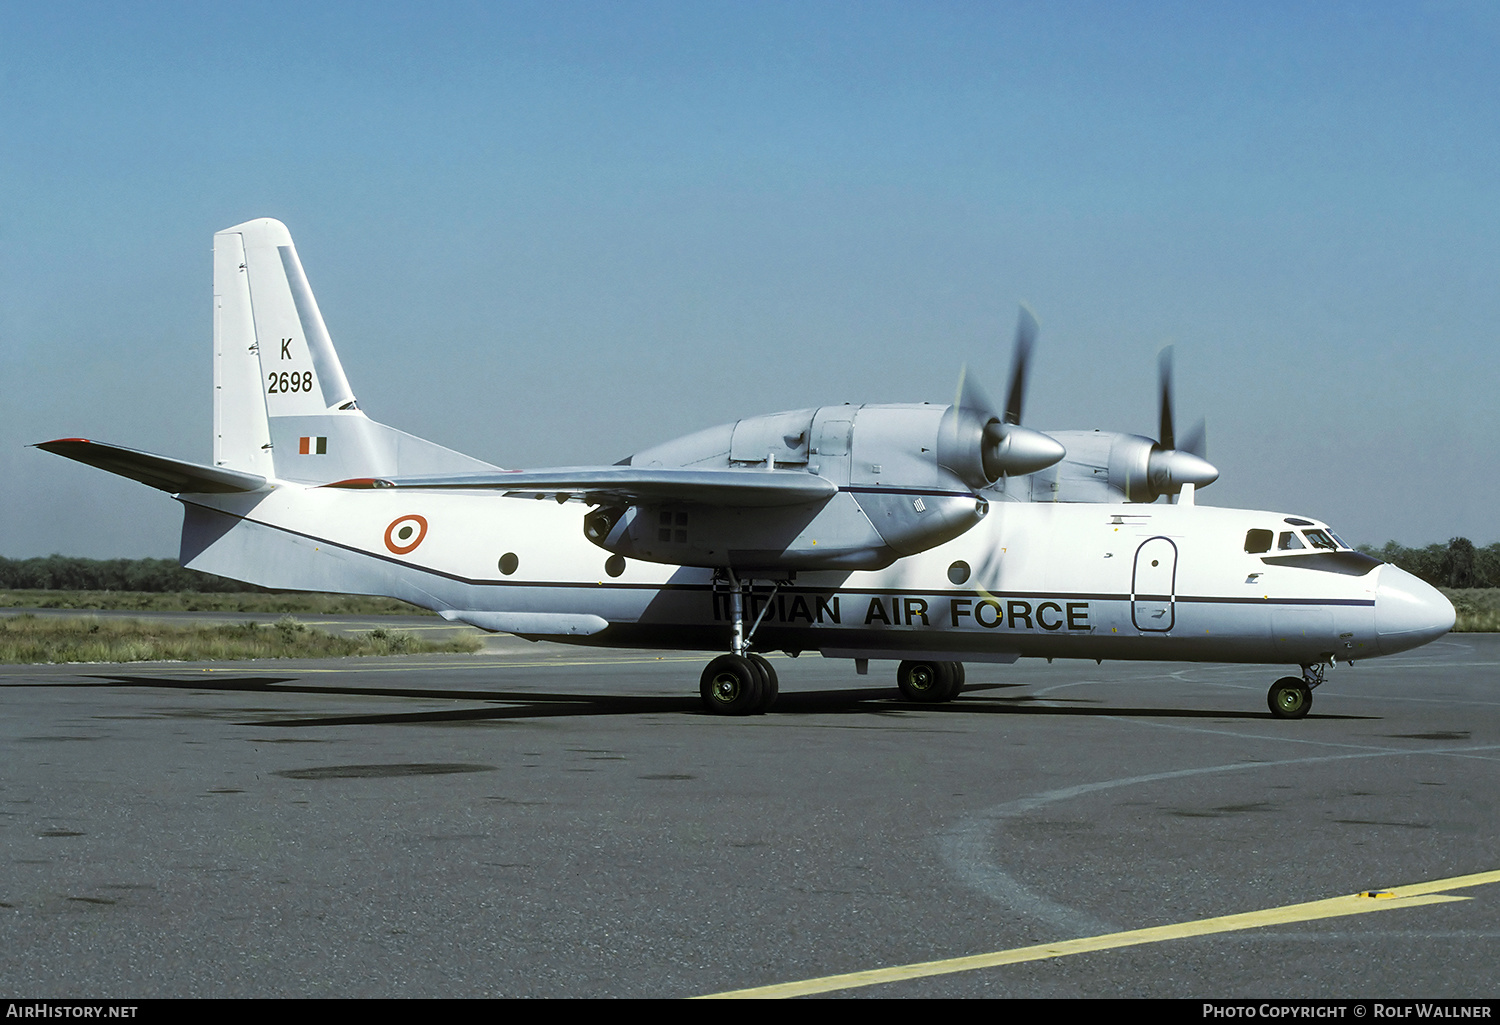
[1245,529,1273,554]
[1278,531,1305,551]
[1303,529,1339,551]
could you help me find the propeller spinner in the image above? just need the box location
[939,307,1066,489]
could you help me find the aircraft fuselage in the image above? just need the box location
[179,487,1451,667]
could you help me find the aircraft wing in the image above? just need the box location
[324,466,839,507]
[35,438,271,494]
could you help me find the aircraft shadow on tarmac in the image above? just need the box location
[77,674,1376,727]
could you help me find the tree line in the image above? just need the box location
[0,555,264,593]
[1356,539,1499,589]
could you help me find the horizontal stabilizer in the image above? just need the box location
[324,466,839,508]
[35,438,270,494]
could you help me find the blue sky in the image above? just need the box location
[4,1,1497,558]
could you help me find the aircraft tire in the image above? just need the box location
[747,653,779,712]
[948,661,966,695]
[1267,677,1312,719]
[897,660,958,703]
[700,654,764,716]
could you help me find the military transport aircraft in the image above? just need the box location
[38,218,1455,718]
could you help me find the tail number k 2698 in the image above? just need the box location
[268,371,313,394]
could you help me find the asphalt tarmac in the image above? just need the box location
[2,627,1497,998]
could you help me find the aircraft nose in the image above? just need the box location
[1374,565,1455,655]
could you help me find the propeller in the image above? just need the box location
[1145,346,1217,496]
[939,307,1065,489]
[1004,305,1038,426]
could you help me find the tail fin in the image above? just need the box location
[213,218,499,483]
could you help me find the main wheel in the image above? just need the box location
[897,660,958,702]
[948,661,966,695]
[747,653,779,712]
[700,654,764,716]
[1268,677,1312,719]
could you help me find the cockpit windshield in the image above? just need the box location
[1247,522,1373,575]
[1247,525,1350,555]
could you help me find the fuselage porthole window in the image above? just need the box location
[1245,529,1273,554]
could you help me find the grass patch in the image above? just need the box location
[1442,588,1500,632]
[0,590,432,616]
[0,614,480,664]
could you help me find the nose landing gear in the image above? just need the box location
[1267,677,1312,718]
[1267,661,1327,719]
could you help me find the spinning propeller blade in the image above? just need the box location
[942,308,1064,486]
[1158,345,1177,452]
[1004,305,1038,426]
[1147,346,1218,494]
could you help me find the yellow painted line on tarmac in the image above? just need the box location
[696,869,1500,999]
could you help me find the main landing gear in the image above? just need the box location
[699,652,779,715]
[698,572,981,715]
[698,652,968,715]
[699,571,782,716]
[1267,662,1327,719]
[896,659,965,703]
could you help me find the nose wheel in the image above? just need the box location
[1267,677,1312,718]
[1268,662,1325,719]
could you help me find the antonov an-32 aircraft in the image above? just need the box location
[39,218,1455,719]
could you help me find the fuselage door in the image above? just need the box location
[1132,536,1178,632]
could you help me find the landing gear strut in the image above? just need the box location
[1267,662,1326,720]
[698,571,781,716]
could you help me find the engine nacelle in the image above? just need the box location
[937,406,1066,490]
[1015,430,1220,503]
